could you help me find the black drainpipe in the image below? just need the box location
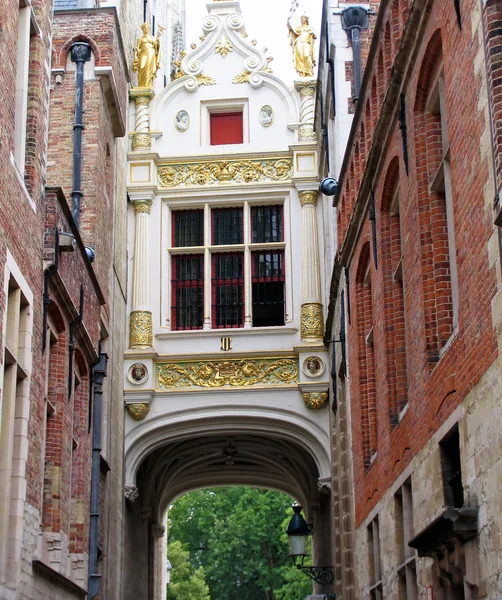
[88,352,108,600]
[341,7,369,103]
[70,42,91,230]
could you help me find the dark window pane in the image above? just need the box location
[173,210,204,247]
[212,254,244,328]
[213,208,243,245]
[251,206,283,243]
[251,251,285,327]
[172,255,204,330]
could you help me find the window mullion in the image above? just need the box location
[243,202,251,328]
[204,247,211,329]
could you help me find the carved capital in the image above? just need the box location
[129,310,153,347]
[299,190,318,206]
[301,303,324,339]
[298,123,317,141]
[152,524,166,539]
[127,403,151,421]
[125,485,139,503]
[297,83,316,98]
[302,392,328,410]
[132,132,152,151]
[133,199,152,215]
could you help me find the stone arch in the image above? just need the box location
[57,34,101,69]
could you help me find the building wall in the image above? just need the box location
[323,0,502,597]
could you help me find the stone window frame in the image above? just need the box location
[0,251,33,590]
[394,478,418,600]
[163,194,292,332]
[367,514,383,599]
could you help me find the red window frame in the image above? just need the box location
[210,112,243,145]
[171,255,204,331]
[211,253,244,329]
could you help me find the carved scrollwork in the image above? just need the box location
[125,486,139,503]
[157,357,299,389]
[158,158,293,188]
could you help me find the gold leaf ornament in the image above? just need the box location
[157,358,299,389]
[215,37,233,58]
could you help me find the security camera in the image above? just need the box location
[320,177,338,196]
[85,246,95,263]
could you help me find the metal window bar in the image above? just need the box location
[251,251,285,327]
[173,210,204,247]
[211,253,244,328]
[251,206,283,243]
[171,255,204,330]
[212,208,243,245]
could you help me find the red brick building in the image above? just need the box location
[0,1,131,598]
[319,0,502,598]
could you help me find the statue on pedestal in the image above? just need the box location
[132,22,165,88]
[287,13,316,78]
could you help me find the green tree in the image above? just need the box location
[168,487,313,600]
[167,540,210,600]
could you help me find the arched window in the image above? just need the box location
[381,159,409,423]
[414,31,458,364]
[356,243,378,468]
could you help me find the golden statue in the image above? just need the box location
[132,22,165,88]
[287,14,316,78]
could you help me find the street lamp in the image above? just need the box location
[286,505,335,590]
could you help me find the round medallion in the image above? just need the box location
[259,105,274,127]
[302,356,325,378]
[128,362,148,384]
[175,109,190,132]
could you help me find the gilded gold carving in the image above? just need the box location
[132,132,151,151]
[287,14,316,78]
[130,310,153,347]
[133,199,152,214]
[157,358,298,389]
[300,303,324,339]
[302,392,328,410]
[196,73,216,86]
[233,70,251,84]
[133,94,152,107]
[127,403,151,420]
[215,37,233,58]
[299,190,318,206]
[158,158,293,188]
[132,22,165,88]
[297,83,316,97]
[298,123,317,141]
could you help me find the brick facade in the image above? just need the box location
[321,0,502,597]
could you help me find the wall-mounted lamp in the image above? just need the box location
[286,505,335,591]
[320,177,338,196]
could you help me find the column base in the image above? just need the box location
[300,303,324,341]
[129,310,153,348]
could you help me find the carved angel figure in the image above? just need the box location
[287,14,316,78]
[132,23,162,88]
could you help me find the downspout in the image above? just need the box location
[70,42,91,230]
[341,7,369,103]
[88,352,108,600]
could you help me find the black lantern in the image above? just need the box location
[286,505,335,590]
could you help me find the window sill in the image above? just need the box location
[156,326,298,340]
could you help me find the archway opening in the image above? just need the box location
[166,487,313,600]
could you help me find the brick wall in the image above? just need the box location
[331,0,499,528]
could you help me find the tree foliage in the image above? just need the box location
[167,487,312,600]
[167,540,210,600]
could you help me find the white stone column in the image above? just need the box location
[129,193,154,348]
[295,79,318,142]
[130,88,154,151]
[299,189,324,342]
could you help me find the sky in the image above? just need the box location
[183,0,323,85]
